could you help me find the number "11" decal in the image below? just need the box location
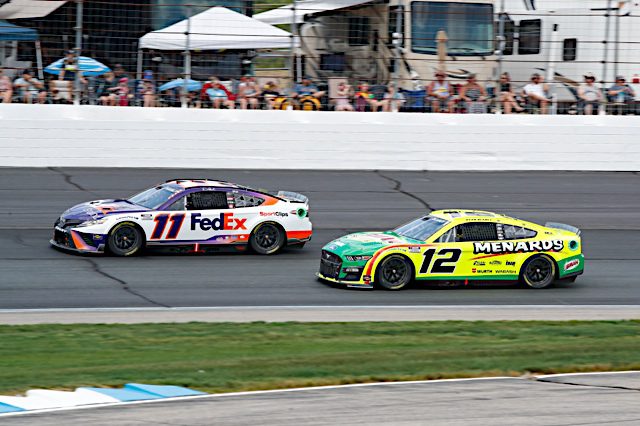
[420,248,462,274]
[151,214,185,240]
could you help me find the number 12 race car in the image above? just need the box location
[51,179,312,256]
[319,210,583,290]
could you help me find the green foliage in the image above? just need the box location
[1,321,638,394]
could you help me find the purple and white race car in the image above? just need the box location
[51,179,312,256]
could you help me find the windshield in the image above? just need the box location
[128,185,181,209]
[411,2,494,56]
[394,216,449,241]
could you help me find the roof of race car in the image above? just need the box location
[430,209,514,222]
[164,179,240,189]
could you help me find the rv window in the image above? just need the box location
[349,16,370,46]
[388,6,405,47]
[411,2,494,56]
[563,38,577,61]
[518,19,541,55]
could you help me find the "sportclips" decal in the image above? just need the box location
[473,240,563,254]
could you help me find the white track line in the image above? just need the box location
[2,371,639,418]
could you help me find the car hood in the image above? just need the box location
[322,231,422,257]
[60,199,149,222]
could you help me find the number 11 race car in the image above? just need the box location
[51,179,312,256]
[319,210,584,290]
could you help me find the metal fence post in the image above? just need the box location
[182,7,192,108]
[74,0,83,106]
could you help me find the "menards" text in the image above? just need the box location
[474,240,563,254]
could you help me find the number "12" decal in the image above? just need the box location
[420,248,462,274]
[151,214,185,240]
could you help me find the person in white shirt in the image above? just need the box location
[522,73,550,114]
[13,70,47,104]
[578,72,602,115]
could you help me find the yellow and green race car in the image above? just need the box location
[318,210,584,290]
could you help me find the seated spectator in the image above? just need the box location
[354,82,383,112]
[522,73,550,114]
[14,70,47,103]
[140,70,156,107]
[459,74,488,114]
[608,75,635,114]
[578,72,602,115]
[293,76,325,101]
[334,81,354,111]
[0,68,12,103]
[116,77,131,106]
[498,72,523,113]
[261,80,282,110]
[427,72,454,113]
[382,83,405,112]
[237,75,261,110]
[95,71,118,106]
[203,77,235,109]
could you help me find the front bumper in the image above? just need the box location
[318,249,371,288]
[317,272,373,289]
[51,226,105,254]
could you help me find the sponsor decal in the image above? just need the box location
[505,261,516,266]
[140,214,153,221]
[473,261,486,266]
[260,212,289,217]
[489,260,501,265]
[564,259,580,272]
[494,269,517,274]
[190,213,247,231]
[472,268,492,274]
[409,246,421,253]
[473,240,564,254]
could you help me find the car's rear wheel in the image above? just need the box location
[108,222,143,256]
[250,222,285,255]
[375,255,412,290]
[521,255,555,289]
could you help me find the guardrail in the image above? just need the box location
[1,104,639,171]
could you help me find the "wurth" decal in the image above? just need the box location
[190,213,247,231]
[473,240,564,254]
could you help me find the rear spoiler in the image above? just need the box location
[276,191,308,204]
[545,222,581,236]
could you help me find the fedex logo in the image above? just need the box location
[190,213,247,231]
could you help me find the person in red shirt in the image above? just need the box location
[200,76,235,109]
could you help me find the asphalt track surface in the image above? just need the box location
[4,372,640,425]
[1,168,639,310]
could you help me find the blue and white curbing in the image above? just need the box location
[0,383,206,414]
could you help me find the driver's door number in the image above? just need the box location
[420,248,462,274]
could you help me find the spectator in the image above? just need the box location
[116,77,131,106]
[203,77,235,109]
[522,73,550,114]
[608,75,635,114]
[382,83,405,112]
[58,50,84,96]
[334,81,354,111]
[14,70,47,103]
[0,68,12,103]
[578,72,602,115]
[354,82,383,112]
[140,70,156,107]
[459,74,488,113]
[95,71,118,106]
[261,80,282,110]
[498,72,523,114]
[293,76,325,101]
[237,74,261,109]
[427,72,454,113]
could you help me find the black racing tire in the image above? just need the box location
[375,255,413,290]
[107,222,143,256]
[250,222,285,255]
[521,255,556,289]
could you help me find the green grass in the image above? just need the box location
[1,321,639,394]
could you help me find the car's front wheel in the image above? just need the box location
[250,222,285,255]
[375,255,413,290]
[521,255,556,289]
[108,222,143,256]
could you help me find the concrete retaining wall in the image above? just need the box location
[1,104,638,170]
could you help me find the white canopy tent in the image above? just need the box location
[0,0,66,20]
[139,6,294,51]
[254,0,373,25]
